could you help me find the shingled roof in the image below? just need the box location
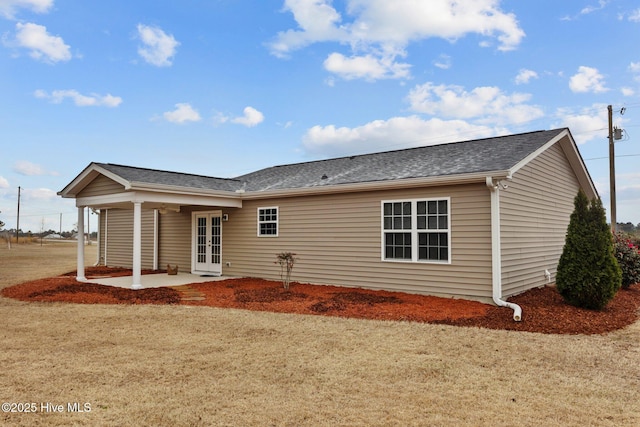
[95,162,243,192]
[72,128,569,195]
[235,128,567,191]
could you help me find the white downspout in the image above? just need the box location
[486,177,522,322]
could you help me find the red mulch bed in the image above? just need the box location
[3,267,639,335]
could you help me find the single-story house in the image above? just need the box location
[59,128,597,320]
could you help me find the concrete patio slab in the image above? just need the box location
[85,273,228,289]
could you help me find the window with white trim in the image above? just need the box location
[382,198,450,263]
[258,207,278,236]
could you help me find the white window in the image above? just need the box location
[258,207,278,236]
[382,198,450,263]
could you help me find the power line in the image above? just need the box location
[584,153,640,161]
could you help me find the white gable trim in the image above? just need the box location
[508,129,597,199]
[58,163,130,197]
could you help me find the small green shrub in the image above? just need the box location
[556,190,622,310]
[614,233,640,289]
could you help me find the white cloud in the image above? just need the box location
[433,54,452,70]
[621,87,635,96]
[268,0,348,58]
[0,176,9,189]
[569,66,608,93]
[136,24,179,67]
[231,106,265,127]
[302,116,499,158]
[580,0,609,15]
[515,68,538,85]
[323,52,410,80]
[13,22,71,63]
[629,8,640,22]
[13,161,58,176]
[163,103,201,124]
[0,0,53,19]
[34,89,122,107]
[552,104,608,144]
[407,82,544,126]
[21,187,59,203]
[269,0,524,81]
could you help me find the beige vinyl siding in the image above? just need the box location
[222,183,494,299]
[100,208,156,269]
[157,209,193,270]
[77,175,124,197]
[500,140,580,297]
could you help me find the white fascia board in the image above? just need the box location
[128,181,240,198]
[509,128,598,199]
[509,129,568,176]
[58,163,131,197]
[76,190,242,209]
[95,165,133,189]
[76,192,135,207]
[239,171,511,200]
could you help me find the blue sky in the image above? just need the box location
[1,0,639,234]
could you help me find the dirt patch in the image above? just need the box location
[2,267,639,334]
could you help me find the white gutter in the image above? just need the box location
[486,177,522,322]
[241,170,512,200]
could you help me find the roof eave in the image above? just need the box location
[239,171,511,199]
[128,181,241,199]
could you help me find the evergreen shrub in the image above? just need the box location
[556,190,622,310]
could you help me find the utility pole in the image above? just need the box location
[608,104,628,233]
[608,105,616,233]
[16,186,21,243]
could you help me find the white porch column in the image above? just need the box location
[153,209,159,271]
[131,202,143,290]
[76,206,86,281]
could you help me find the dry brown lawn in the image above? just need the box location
[1,242,639,426]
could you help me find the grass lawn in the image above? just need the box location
[1,242,639,426]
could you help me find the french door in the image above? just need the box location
[192,211,222,275]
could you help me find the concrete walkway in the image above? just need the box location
[85,272,228,289]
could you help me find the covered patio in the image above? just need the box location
[58,162,243,289]
[84,272,229,289]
